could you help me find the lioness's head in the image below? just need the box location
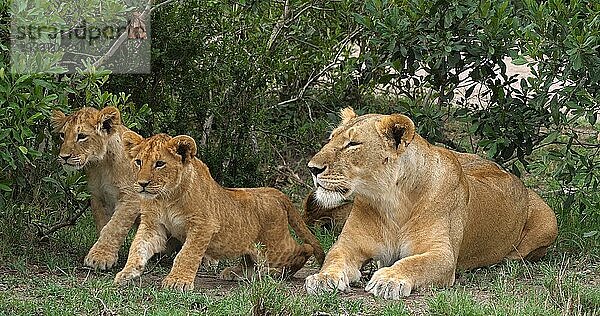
[51,107,122,170]
[122,132,197,199]
[308,107,415,207]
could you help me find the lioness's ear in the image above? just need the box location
[168,135,197,164]
[377,114,415,150]
[97,106,122,135]
[51,109,67,132]
[122,131,144,159]
[339,107,357,124]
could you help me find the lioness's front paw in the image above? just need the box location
[85,246,118,270]
[114,268,140,286]
[162,274,194,292]
[305,271,350,294]
[365,267,413,299]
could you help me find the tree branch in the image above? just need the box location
[93,0,176,68]
[36,207,87,241]
[275,27,363,107]
[267,0,290,51]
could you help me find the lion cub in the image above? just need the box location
[51,107,139,270]
[303,190,352,234]
[114,132,325,291]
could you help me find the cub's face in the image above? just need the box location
[123,132,197,199]
[51,107,121,170]
[307,108,415,208]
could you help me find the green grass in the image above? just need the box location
[1,193,599,315]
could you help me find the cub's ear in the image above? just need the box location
[339,107,357,125]
[167,135,197,164]
[122,131,144,160]
[377,114,415,150]
[51,109,67,132]
[97,106,122,135]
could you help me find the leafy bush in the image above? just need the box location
[351,0,599,217]
[0,64,147,238]
[0,0,598,241]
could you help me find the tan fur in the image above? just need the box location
[114,132,325,291]
[51,107,140,270]
[304,108,558,299]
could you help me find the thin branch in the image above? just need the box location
[150,0,178,13]
[502,139,600,166]
[267,0,290,51]
[37,207,87,240]
[275,27,363,107]
[93,0,154,68]
[254,126,306,145]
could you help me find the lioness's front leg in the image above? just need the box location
[162,228,214,291]
[305,236,371,294]
[85,200,139,270]
[305,204,380,294]
[365,246,456,300]
[114,219,167,285]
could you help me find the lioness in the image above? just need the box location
[304,108,558,299]
[114,132,325,291]
[51,107,139,270]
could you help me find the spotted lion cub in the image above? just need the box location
[114,132,325,291]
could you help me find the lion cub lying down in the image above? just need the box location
[305,108,558,299]
[114,132,325,291]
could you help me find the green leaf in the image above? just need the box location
[511,56,528,66]
[0,183,12,192]
[583,231,598,238]
[480,0,490,17]
[541,131,560,145]
[14,75,31,85]
[42,176,62,187]
[18,146,28,154]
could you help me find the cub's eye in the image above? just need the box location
[59,132,65,140]
[134,159,142,166]
[77,133,88,141]
[155,160,166,168]
[344,141,362,149]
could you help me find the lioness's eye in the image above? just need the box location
[155,160,166,168]
[77,133,88,141]
[134,159,142,166]
[59,132,64,140]
[344,141,362,149]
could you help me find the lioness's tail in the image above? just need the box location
[283,198,326,266]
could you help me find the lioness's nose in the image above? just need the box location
[308,162,326,176]
[138,180,150,188]
[60,154,71,162]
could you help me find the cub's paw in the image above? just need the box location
[162,274,194,292]
[365,267,413,299]
[114,268,140,286]
[84,246,118,270]
[305,271,350,294]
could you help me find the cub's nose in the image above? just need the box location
[138,180,150,188]
[308,162,327,176]
[60,154,71,162]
